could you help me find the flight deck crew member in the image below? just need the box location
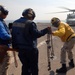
[0,5,12,75]
[12,8,51,75]
[51,17,75,73]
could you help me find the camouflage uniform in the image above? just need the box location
[0,54,10,75]
[0,45,11,75]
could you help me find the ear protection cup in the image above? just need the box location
[0,5,8,15]
[28,13,33,17]
[27,9,33,17]
[22,8,35,19]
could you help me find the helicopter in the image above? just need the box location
[48,7,75,26]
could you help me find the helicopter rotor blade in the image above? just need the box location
[46,7,75,14]
[46,11,69,14]
[59,7,71,11]
[59,7,75,13]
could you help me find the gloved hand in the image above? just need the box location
[47,27,52,34]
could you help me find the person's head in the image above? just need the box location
[51,17,60,27]
[0,5,9,19]
[8,23,13,30]
[22,8,36,20]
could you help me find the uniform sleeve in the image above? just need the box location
[29,22,49,38]
[52,24,65,37]
[0,22,11,40]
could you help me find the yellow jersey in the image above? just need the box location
[52,22,75,42]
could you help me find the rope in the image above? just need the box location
[46,31,54,70]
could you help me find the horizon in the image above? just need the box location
[5,19,66,25]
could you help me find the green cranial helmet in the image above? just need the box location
[51,17,60,27]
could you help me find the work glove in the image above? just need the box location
[47,27,52,34]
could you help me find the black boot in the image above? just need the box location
[56,64,67,73]
[69,59,74,68]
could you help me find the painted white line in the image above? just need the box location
[37,36,55,48]
[37,40,46,48]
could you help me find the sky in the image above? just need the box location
[1,0,75,21]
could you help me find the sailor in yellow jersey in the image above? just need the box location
[51,17,75,73]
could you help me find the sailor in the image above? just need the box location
[51,17,75,73]
[12,8,51,75]
[0,5,12,75]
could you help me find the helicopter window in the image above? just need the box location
[67,14,75,19]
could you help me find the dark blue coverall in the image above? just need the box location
[12,17,49,75]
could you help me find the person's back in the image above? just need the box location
[12,17,38,50]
